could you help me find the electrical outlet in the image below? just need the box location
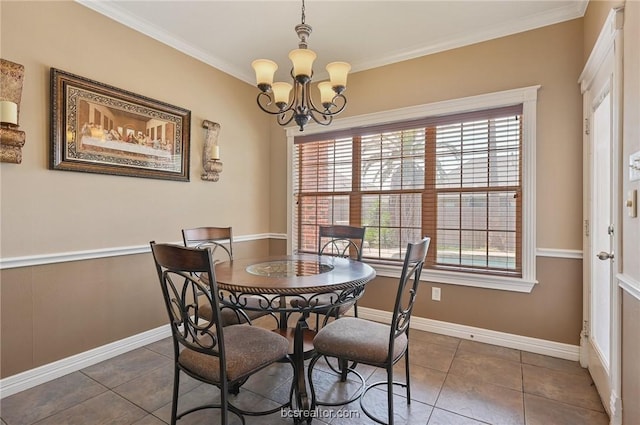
[432,287,441,301]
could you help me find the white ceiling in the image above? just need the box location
[78,0,588,85]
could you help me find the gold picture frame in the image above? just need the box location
[50,68,190,181]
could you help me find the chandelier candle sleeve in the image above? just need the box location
[272,82,293,108]
[327,62,351,93]
[289,49,317,82]
[318,82,335,107]
[251,59,278,92]
[0,101,18,125]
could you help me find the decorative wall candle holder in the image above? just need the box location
[0,59,26,164]
[202,120,223,182]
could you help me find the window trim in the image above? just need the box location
[287,86,540,293]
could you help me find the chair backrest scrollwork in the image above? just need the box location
[318,225,366,261]
[182,226,234,262]
[150,242,227,366]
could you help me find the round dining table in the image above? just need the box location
[213,253,376,421]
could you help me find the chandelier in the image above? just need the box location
[251,0,350,132]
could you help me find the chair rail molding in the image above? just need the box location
[618,273,640,301]
[0,233,287,269]
[536,248,583,259]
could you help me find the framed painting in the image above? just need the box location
[50,68,190,181]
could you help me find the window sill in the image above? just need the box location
[371,262,537,293]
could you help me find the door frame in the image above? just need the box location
[579,7,624,423]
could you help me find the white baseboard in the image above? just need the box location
[0,308,581,400]
[358,307,580,361]
[0,324,171,399]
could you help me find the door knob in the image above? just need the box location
[597,251,614,260]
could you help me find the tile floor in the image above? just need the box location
[1,319,608,425]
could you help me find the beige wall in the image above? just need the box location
[1,254,164,377]
[619,1,640,281]
[270,18,587,345]
[622,290,640,423]
[583,0,625,61]
[0,239,272,378]
[361,257,582,343]
[619,1,640,423]
[0,1,275,377]
[0,1,273,257]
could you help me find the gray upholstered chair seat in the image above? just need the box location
[179,325,289,382]
[307,238,430,425]
[313,317,408,365]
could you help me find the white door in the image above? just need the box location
[588,79,613,394]
[579,8,623,421]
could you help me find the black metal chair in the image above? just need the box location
[150,242,293,425]
[307,237,431,425]
[316,225,366,322]
[182,226,271,327]
[182,226,234,262]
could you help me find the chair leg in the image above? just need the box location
[339,358,349,382]
[171,366,180,425]
[404,350,411,403]
[387,365,394,425]
[307,354,321,411]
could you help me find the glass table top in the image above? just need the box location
[246,260,334,278]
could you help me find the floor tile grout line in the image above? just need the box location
[79,348,174,391]
[2,333,606,425]
[429,405,494,425]
[521,390,608,414]
[428,337,459,415]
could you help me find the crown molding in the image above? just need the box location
[353,1,587,74]
[75,0,249,82]
[75,0,588,85]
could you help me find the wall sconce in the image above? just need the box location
[202,120,223,182]
[0,59,26,164]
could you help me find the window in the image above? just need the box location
[288,87,539,292]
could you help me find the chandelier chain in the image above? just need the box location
[301,0,306,24]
